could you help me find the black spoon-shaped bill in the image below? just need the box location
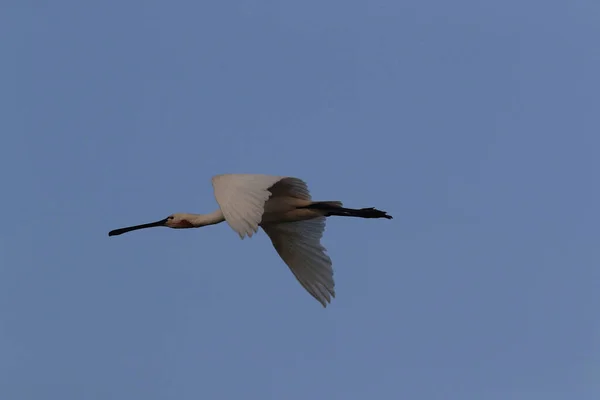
[108,218,169,236]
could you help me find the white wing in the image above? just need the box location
[212,174,311,239]
[262,217,335,307]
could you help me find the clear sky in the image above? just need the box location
[1,1,598,399]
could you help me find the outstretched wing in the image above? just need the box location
[211,174,311,239]
[261,217,335,307]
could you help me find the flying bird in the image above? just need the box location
[109,174,392,307]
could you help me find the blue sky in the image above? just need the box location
[1,1,599,399]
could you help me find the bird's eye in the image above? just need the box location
[167,216,174,220]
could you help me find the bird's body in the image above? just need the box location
[109,174,391,307]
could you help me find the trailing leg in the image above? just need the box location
[302,202,393,219]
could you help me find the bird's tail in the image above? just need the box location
[303,201,393,220]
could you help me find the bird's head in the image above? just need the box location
[108,213,194,236]
[164,213,195,229]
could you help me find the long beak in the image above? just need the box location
[108,218,169,237]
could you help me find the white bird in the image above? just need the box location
[109,174,392,307]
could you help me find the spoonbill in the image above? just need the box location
[109,174,392,307]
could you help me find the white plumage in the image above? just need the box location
[109,173,392,307]
[212,174,304,238]
[262,217,334,306]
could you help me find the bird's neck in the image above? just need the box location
[186,210,225,227]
